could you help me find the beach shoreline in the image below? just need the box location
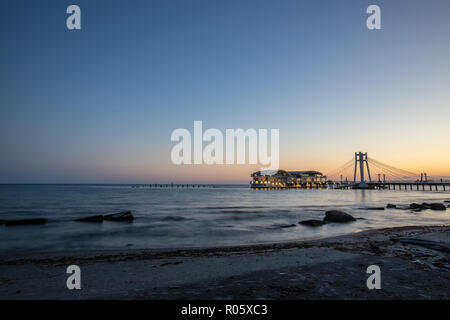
[0,225,449,299]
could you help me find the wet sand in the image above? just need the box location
[0,225,448,299]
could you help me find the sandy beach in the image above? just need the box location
[0,225,448,300]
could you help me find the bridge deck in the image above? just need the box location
[332,181,450,191]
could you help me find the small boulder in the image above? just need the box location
[103,210,134,221]
[386,204,397,209]
[323,210,356,223]
[76,215,104,222]
[299,219,326,227]
[3,218,48,226]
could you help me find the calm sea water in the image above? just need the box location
[0,184,449,254]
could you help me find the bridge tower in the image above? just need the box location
[353,152,372,189]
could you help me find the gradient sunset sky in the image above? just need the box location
[1,0,449,183]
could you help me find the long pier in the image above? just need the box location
[131,184,211,189]
[331,182,450,191]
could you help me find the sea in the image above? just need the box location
[0,184,449,254]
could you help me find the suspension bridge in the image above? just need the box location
[326,152,450,191]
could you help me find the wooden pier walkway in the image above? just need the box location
[131,184,211,189]
[332,182,450,191]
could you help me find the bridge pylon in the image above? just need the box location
[353,152,372,189]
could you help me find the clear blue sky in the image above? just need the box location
[1,0,450,183]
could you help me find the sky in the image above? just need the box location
[1,0,449,183]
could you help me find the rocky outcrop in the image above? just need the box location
[323,210,356,223]
[387,204,397,209]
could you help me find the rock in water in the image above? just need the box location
[410,203,424,210]
[103,211,134,221]
[410,203,446,211]
[278,224,296,229]
[76,215,104,222]
[299,219,326,227]
[3,218,48,226]
[323,210,356,223]
[429,203,446,211]
[386,204,397,209]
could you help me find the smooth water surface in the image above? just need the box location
[0,184,449,253]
